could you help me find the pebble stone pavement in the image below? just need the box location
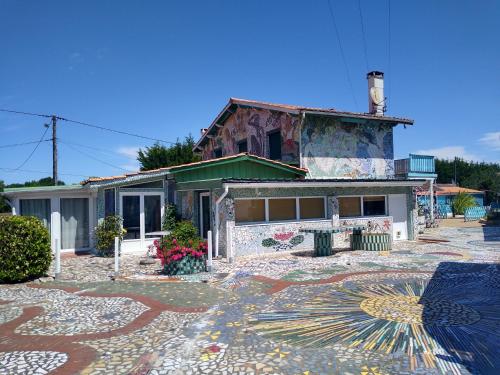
[0,225,499,375]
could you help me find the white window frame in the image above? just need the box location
[119,191,165,250]
[234,196,327,225]
[338,195,387,218]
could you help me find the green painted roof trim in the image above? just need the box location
[170,154,306,177]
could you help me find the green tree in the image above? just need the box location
[0,180,11,213]
[435,158,500,205]
[137,135,201,171]
[452,191,477,215]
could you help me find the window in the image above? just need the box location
[214,148,222,158]
[60,198,89,249]
[338,196,387,217]
[104,189,115,217]
[338,197,362,218]
[144,195,162,233]
[20,199,51,231]
[237,140,248,153]
[363,196,386,216]
[269,198,296,221]
[268,131,281,160]
[300,197,325,219]
[235,199,265,223]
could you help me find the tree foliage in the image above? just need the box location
[435,158,500,204]
[137,135,201,171]
[451,191,477,215]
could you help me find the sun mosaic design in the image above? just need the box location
[250,270,500,374]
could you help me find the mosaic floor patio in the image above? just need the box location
[0,226,499,374]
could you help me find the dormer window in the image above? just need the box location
[268,131,281,160]
[237,140,248,153]
[214,148,222,158]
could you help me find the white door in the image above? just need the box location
[388,194,408,240]
[120,192,164,253]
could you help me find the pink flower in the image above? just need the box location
[274,232,294,241]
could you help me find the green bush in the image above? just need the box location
[0,216,51,283]
[162,204,178,231]
[94,215,125,257]
[161,220,203,249]
[452,192,477,216]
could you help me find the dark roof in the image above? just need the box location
[194,97,414,150]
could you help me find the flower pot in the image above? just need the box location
[163,255,206,275]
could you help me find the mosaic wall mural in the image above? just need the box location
[200,107,300,164]
[177,191,194,221]
[301,116,394,179]
[231,221,332,257]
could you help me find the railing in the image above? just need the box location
[395,154,435,175]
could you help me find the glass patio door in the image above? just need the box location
[120,192,164,252]
[60,198,89,250]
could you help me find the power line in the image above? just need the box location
[61,142,133,172]
[0,108,175,144]
[326,0,359,110]
[58,116,175,144]
[0,139,51,149]
[58,139,123,157]
[0,108,51,118]
[13,125,50,171]
[357,0,370,72]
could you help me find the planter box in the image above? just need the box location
[350,233,391,251]
[163,256,206,275]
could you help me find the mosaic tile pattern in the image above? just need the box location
[0,226,498,374]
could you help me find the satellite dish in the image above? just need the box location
[370,87,383,105]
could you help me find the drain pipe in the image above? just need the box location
[214,184,229,258]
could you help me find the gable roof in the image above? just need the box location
[81,153,307,186]
[194,97,414,151]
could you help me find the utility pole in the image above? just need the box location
[52,115,58,186]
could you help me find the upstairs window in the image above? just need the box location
[214,148,222,158]
[268,131,282,160]
[237,140,248,153]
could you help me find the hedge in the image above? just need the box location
[0,215,52,282]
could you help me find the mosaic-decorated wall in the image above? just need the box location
[177,190,194,222]
[301,115,394,179]
[201,107,300,164]
[231,220,332,257]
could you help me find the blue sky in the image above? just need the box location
[1,0,498,184]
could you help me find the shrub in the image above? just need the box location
[162,204,178,231]
[94,215,125,257]
[0,216,51,283]
[452,192,477,216]
[155,221,207,274]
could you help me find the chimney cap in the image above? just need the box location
[367,71,384,79]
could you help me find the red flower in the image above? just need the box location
[274,232,294,241]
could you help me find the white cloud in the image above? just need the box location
[479,132,500,151]
[116,146,141,171]
[116,146,140,159]
[414,146,480,161]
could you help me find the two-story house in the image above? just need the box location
[4,72,426,257]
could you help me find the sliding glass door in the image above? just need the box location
[60,198,89,250]
[120,192,164,252]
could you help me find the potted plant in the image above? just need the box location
[155,221,208,275]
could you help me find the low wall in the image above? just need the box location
[230,216,393,257]
[231,220,332,257]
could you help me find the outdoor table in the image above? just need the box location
[300,226,366,256]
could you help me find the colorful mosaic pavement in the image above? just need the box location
[0,226,498,374]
